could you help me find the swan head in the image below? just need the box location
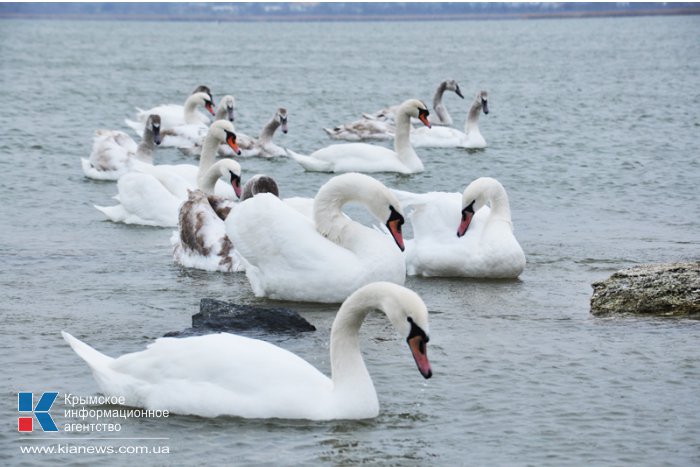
[241,174,279,201]
[145,114,161,145]
[192,85,213,103]
[276,108,288,134]
[457,176,502,237]
[351,282,432,379]
[359,176,405,251]
[207,120,241,155]
[217,159,242,199]
[217,95,235,122]
[445,79,464,99]
[191,91,216,117]
[476,90,489,115]
[399,99,431,128]
[314,173,406,251]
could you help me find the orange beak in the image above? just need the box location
[387,219,405,251]
[419,113,431,128]
[205,101,215,116]
[227,134,241,155]
[408,335,432,379]
[457,203,475,237]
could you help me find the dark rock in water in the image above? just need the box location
[165,299,316,337]
[590,261,700,317]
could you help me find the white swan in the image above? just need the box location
[62,281,431,420]
[411,90,489,149]
[172,95,238,157]
[94,121,242,227]
[324,80,463,141]
[171,173,281,273]
[288,99,431,174]
[368,79,465,126]
[124,86,214,134]
[81,114,162,181]
[226,173,407,302]
[394,177,525,278]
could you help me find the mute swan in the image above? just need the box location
[323,116,395,142]
[172,95,238,157]
[62,281,431,420]
[288,99,430,174]
[394,177,525,278]
[411,90,489,149]
[229,107,288,158]
[81,114,162,181]
[170,166,244,273]
[94,121,242,227]
[324,80,462,141]
[213,94,235,123]
[171,171,280,273]
[125,91,215,138]
[226,173,407,302]
[368,79,464,126]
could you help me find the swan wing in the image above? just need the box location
[227,193,361,301]
[63,332,332,418]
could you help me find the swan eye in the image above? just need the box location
[406,317,429,344]
[462,201,475,219]
[387,206,404,227]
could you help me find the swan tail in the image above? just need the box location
[62,331,114,370]
[123,118,142,133]
[285,148,333,172]
[322,127,336,136]
[94,204,126,223]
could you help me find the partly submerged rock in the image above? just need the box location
[165,298,316,337]
[590,261,700,317]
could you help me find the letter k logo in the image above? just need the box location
[18,392,59,432]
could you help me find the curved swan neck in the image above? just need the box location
[198,161,224,192]
[258,117,280,144]
[197,134,220,185]
[484,185,512,223]
[465,99,482,134]
[313,181,363,245]
[330,297,371,389]
[135,128,156,163]
[183,96,200,125]
[432,82,452,125]
[393,112,422,170]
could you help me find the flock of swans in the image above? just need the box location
[67,81,524,420]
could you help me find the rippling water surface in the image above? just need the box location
[0,16,699,466]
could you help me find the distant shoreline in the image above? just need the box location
[2,7,699,22]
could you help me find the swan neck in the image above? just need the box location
[135,129,155,162]
[198,135,220,181]
[432,83,451,124]
[393,112,419,164]
[313,189,356,246]
[198,162,223,192]
[183,98,199,125]
[258,118,279,143]
[465,101,481,134]
[330,297,373,391]
[487,190,512,222]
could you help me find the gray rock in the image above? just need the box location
[165,299,316,337]
[590,261,700,317]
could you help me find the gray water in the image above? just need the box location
[1,16,699,466]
